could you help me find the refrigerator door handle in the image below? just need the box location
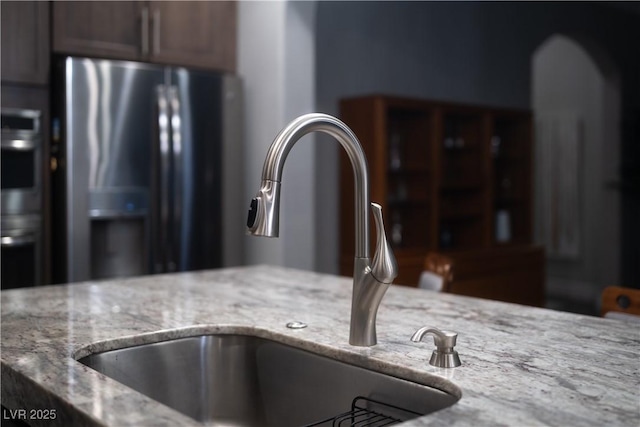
[155,84,172,273]
[167,85,182,272]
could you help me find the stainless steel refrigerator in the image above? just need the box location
[51,56,242,283]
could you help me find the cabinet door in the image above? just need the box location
[53,1,147,61]
[1,1,50,85]
[149,1,236,72]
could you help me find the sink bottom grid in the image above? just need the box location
[304,396,420,427]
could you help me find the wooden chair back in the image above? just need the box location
[422,252,454,292]
[422,246,545,307]
[601,286,640,317]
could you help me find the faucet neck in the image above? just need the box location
[260,113,371,258]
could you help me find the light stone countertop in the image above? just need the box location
[1,265,639,426]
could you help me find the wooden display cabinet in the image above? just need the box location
[437,108,490,253]
[339,95,533,286]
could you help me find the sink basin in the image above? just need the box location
[78,334,458,426]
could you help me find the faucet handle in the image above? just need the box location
[370,203,398,284]
[411,327,461,368]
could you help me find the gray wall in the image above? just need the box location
[238,1,317,270]
[314,2,640,286]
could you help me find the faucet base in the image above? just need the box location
[349,258,391,347]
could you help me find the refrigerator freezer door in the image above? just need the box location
[63,57,166,282]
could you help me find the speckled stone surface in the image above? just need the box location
[1,265,639,426]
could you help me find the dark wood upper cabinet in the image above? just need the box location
[1,1,50,85]
[53,1,237,72]
[53,2,146,61]
[149,1,236,72]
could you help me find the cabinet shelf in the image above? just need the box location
[440,182,483,191]
[494,196,526,206]
[442,144,483,154]
[339,95,532,285]
[439,211,483,221]
[388,168,430,175]
[387,199,430,208]
[493,155,527,163]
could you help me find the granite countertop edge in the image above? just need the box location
[1,265,639,426]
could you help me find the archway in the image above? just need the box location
[531,34,621,314]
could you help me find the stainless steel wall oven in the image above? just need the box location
[1,108,44,289]
[1,109,42,215]
[1,215,42,289]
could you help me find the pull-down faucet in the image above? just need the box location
[246,113,398,346]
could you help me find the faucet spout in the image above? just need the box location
[247,113,397,346]
[247,113,370,256]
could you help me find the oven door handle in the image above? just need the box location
[1,234,36,247]
[1,137,37,151]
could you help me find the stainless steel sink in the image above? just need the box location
[78,334,458,426]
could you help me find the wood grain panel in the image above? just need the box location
[150,1,236,72]
[1,1,50,85]
[53,1,145,60]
